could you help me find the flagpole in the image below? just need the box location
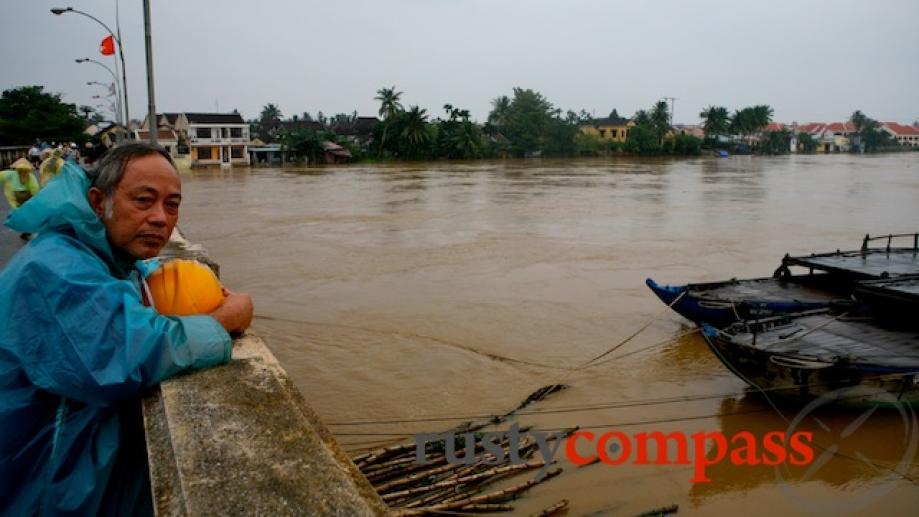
[50,6,129,127]
[114,0,129,127]
[110,41,125,125]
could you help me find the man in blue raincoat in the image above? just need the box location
[0,143,253,515]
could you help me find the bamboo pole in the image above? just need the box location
[377,462,459,494]
[383,462,544,503]
[528,499,569,517]
[425,468,563,511]
[458,503,514,512]
[354,442,418,468]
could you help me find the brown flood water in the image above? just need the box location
[4,153,917,515]
[173,153,919,516]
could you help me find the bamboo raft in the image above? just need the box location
[351,385,573,516]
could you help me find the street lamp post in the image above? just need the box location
[87,81,120,122]
[76,58,124,134]
[52,6,129,126]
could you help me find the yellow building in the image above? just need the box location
[579,116,635,142]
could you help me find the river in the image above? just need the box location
[2,153,918,515]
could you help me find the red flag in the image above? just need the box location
[99,35,115,56]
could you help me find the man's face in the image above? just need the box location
[89,154,182,260]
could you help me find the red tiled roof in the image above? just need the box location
[764,122,786,132]
[796,122,855,135]
[824,122,856,133]
[882,122,919,136]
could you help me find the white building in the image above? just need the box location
[882,122,919,147]
[181,113,250,166]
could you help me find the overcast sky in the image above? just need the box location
[2,0,918,125]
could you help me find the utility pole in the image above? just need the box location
[143,0,157,144]
[114,0,129,127]
[662,96,677,127]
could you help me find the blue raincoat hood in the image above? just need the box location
[5,162,128,275]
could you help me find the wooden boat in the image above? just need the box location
[645,275,849,328]
[701,309,919,407]
[648,233,919,326]
[854,274,919,320]
[774,232,919,279]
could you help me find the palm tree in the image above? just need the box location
[633,109,651,126]
[650,101,671,144]
[699,105,730,138]
[260,103,282,121]
[375,86,403,120]
[375,86,404,155]
[400,105,430,157]
[451,120,482,159]
[850,110,868,132]
[730,109,752,142]
[487,95,511,128]
[751,105,774,132]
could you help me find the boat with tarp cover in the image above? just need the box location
[647,233,919,326]
[701,309,919,407]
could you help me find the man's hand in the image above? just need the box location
[209,288,253,335]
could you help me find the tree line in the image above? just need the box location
[698,104,901,154]
[253,87,707,162]
[0,86,93,145]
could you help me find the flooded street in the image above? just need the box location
[4,153,919,514]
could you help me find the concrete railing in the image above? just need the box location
[143,233,388,515]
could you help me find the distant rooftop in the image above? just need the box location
[184,112,246,125]
[583,116,632,127]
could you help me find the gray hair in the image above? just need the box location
[91,142,176,197]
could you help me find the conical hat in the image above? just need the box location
[11,158,32,171]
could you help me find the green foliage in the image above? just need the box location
[625,124,660,155]
[699,106,730,138]
[0,85,87,144]
[503,88,554,157]
[372,104,434,159]
[729,105,773,139]
[850,110,897,153]
[277,127,324,163]
[434,104,484,159]
[260,103,282,121]
[758,129,792,155]
[487,96,511,127]
[671,134,702,155]
[574,132,603,156]
[375,86,403,120]
[650,100,671,144]
[252,102,283,141]
[633,110,651,126]
[797,132,818,153]
[375,86,404,155]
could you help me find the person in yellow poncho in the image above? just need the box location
[39,149,65,187]
[3,158,40,239]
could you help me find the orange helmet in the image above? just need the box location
[146,259,224,315]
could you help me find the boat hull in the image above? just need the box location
[645,277,839,327]
[701,323,919,408]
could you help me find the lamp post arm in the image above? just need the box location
[66,8,119,45]
[56,6,129,125]
[114,0,129,126]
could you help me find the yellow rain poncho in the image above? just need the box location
[39,150,65,187]
[3,158,39,209]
